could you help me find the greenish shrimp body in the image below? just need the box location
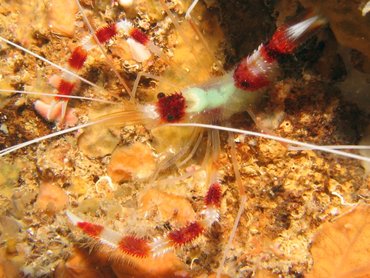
[183,73,260,121]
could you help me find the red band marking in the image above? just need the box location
[233,61,270,91]
[56,79,75,100]
[259,44,276,64]
[77,222,104,238]
[205,183,222,207]
[268,26,296,54]
[129,28,149,45]
[96,24,118,44]
[68,46,88,70]
[118,236,150,258]
[168,222,204,246]
[156,93,186,123]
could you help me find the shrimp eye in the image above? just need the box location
[156,93,186,123]
[157,92,165,99]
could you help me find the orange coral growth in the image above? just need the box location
[107,142,156,182]
[0,249,20,278]
[47,0,77,37]
[55,248,115,278]
[307,204,370,278]
[111,252,187,278]
[139,189,196,227]
[36,182,68,213]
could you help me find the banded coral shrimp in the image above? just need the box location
[0,0,370,277]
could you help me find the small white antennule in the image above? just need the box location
[287,16,318,39]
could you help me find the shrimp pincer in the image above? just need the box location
[30,18,163,124]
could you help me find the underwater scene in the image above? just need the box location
[0,0,369,277]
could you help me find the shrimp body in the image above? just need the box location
[182,74,259,120]
[151,14,327,126]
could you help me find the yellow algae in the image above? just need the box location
[154,5,225,96]
[0,161,20,199]
[78,126,121,158]
[0,249,20,278]
[68,176,89,196]
[77,198,100,214]
[151,125,195,154]
[0,80,13,109]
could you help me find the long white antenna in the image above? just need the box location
[289,145,370,151]
[0,89,115,104]
[167,123,370,162]
[0,116,119,156]
[74,0,133,97]
[0,35,99,89]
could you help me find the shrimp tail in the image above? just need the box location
[234,14,327,91]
